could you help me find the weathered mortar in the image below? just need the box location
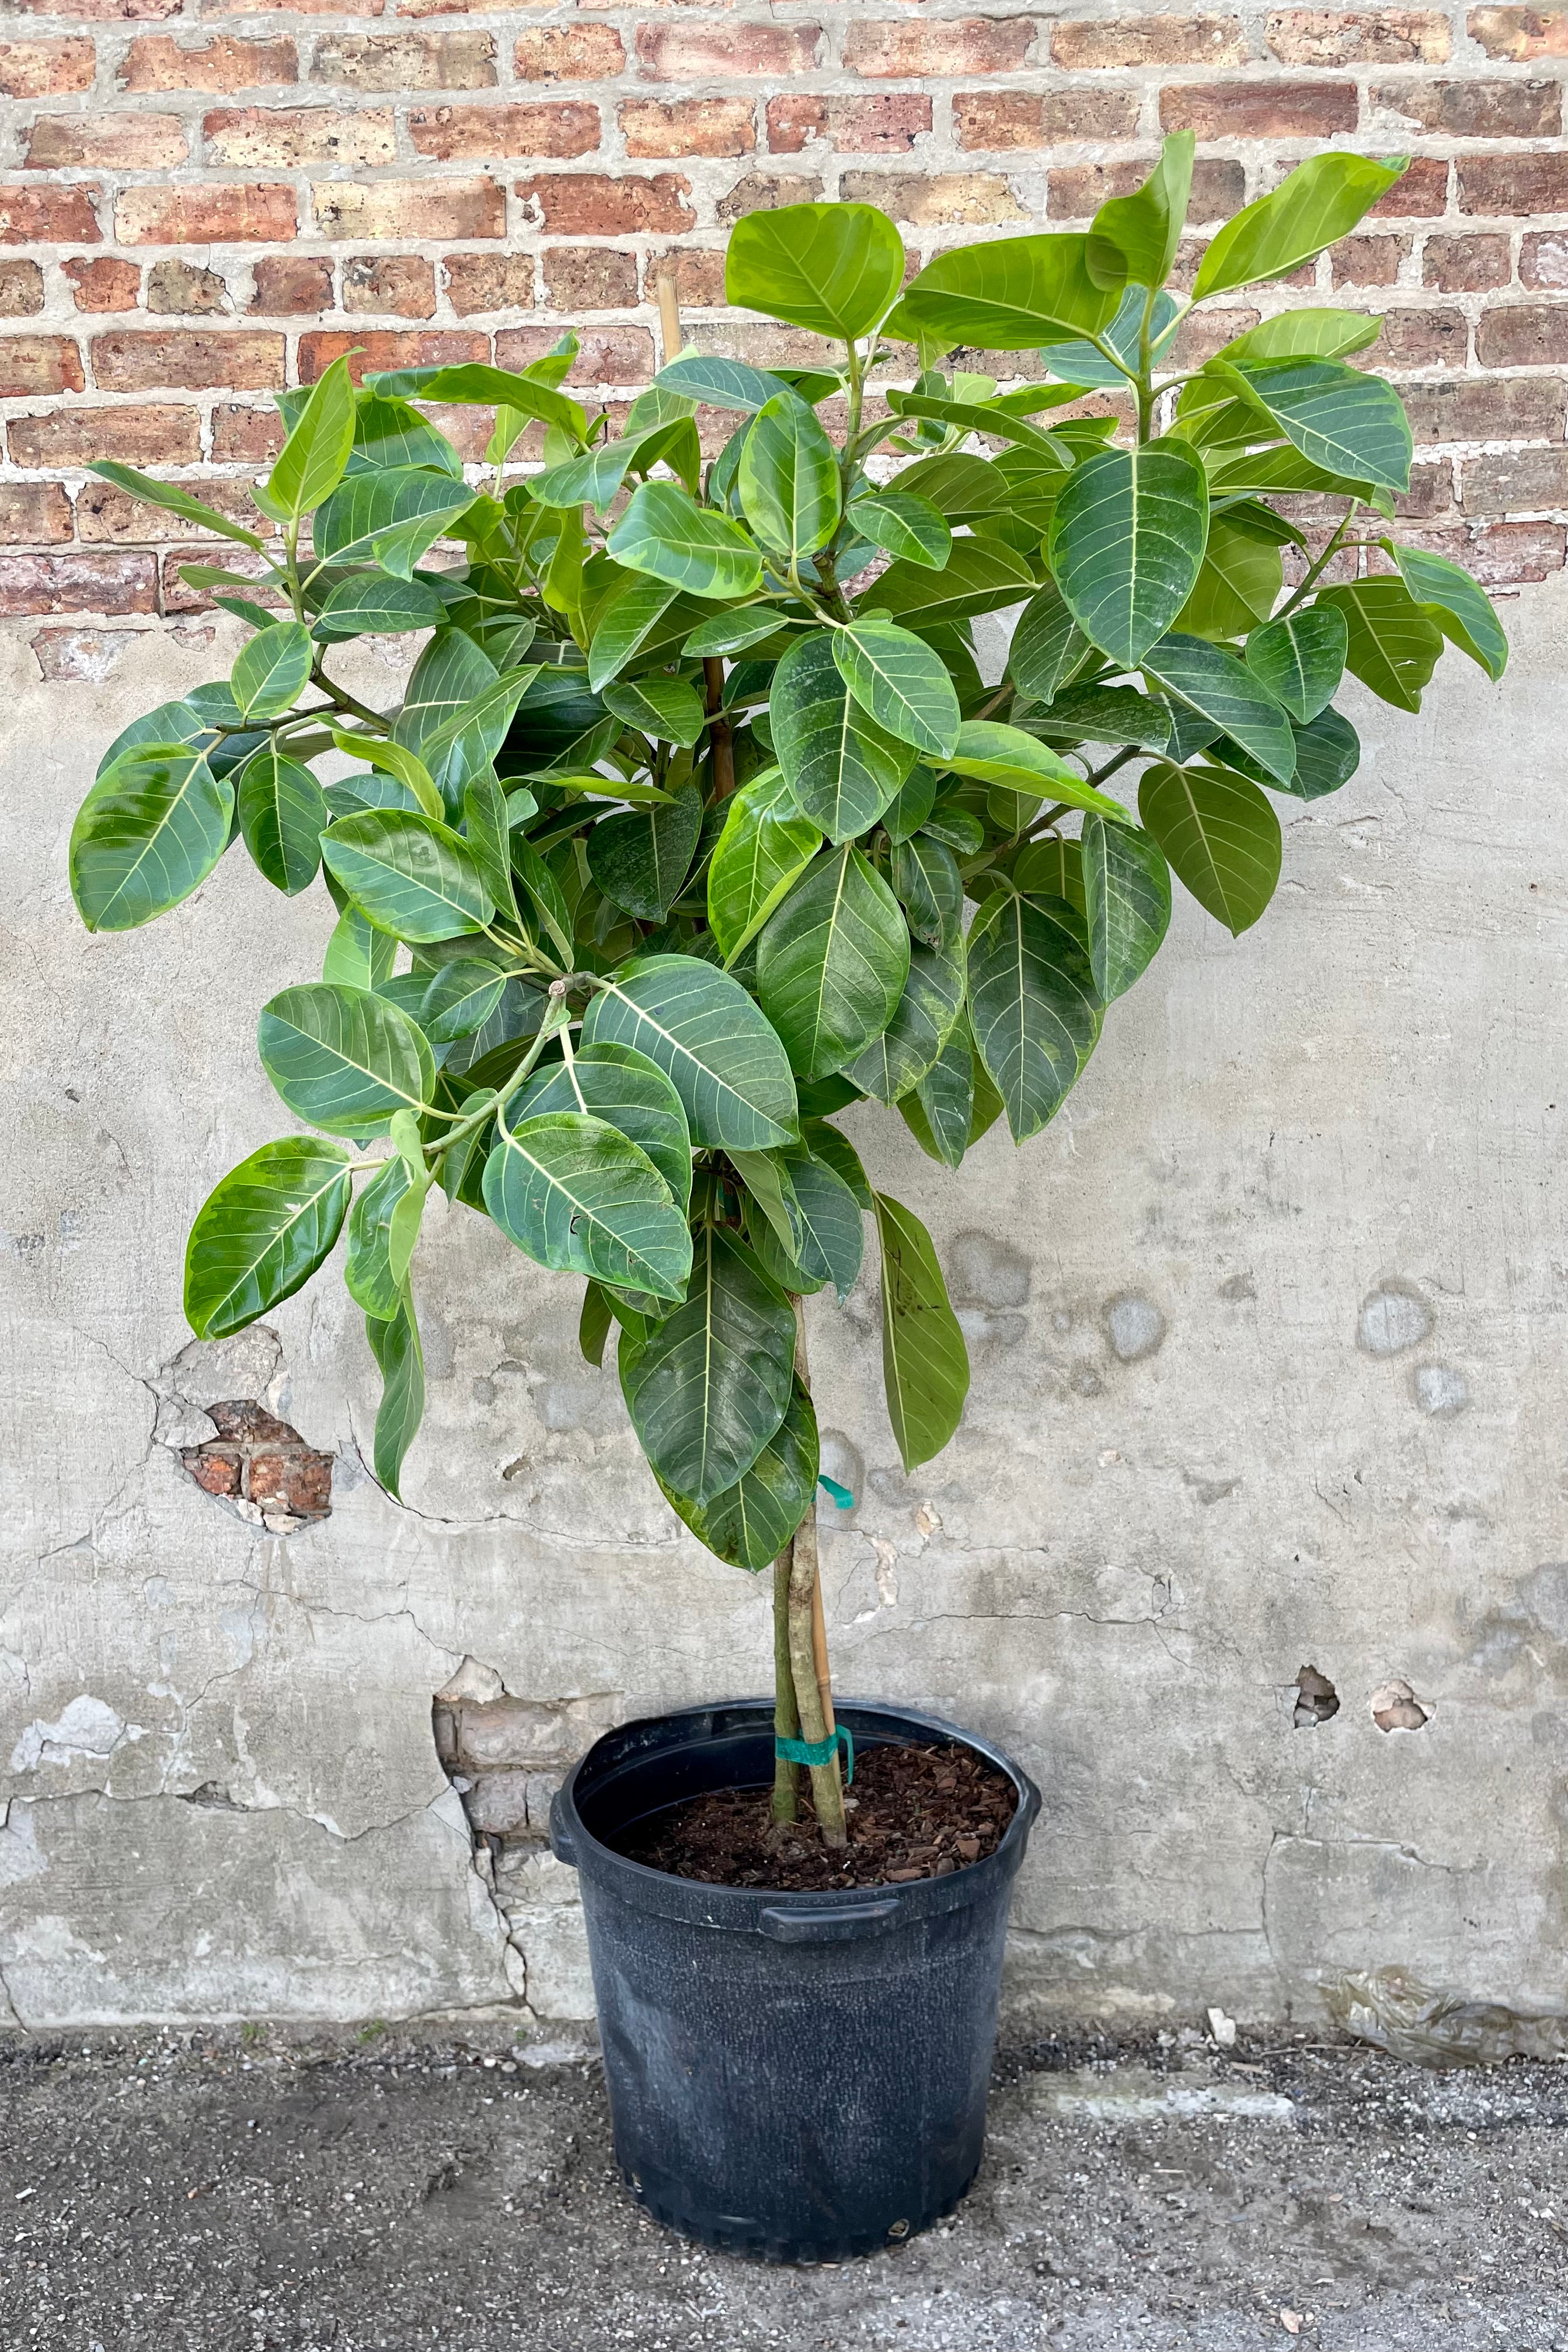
[2,577,1565,2031]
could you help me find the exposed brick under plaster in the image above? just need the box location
[2,5,1568,625]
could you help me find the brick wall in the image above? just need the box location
[2,2,1567,630]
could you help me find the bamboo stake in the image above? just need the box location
[789,1298,846,1846]
[654,267,682,370]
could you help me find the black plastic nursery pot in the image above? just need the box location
[549,1697,1041,2263]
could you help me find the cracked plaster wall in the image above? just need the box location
[3,584,1567,2033]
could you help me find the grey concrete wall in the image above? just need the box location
[3,584,1564,2034]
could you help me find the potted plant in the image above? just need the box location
[68,139,1505,2260]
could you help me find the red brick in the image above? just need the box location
[1465,519,1565,581]
[1476,305,1568,366]
[204,105,394,166]
[1463,445,1568,510]
[1266,9,1451,62]
[0,258,43,315]
[514,25,623,79]
[120,33,296,91]
[650,247,726,308]
[1160,79,1357,135]
[1331,232,1409,285]
[717,174,822,225]
[410,101,599,159]
[517,171,693,236]
[0,483,72,545]
[25,113,186,169]
[298,327,486,382]
[1375,306,1468,366]
[1424,233,1511,291]
[0,184,100,243]
[248,1450,333,1518]
[0,552,157,618]
[494,322,653,384]
[442,249,533,313]
[1369,155,1449,214]
[0,334,83,395]
[8,401,196,466]
[5,0,178,18]
[1393,460,1455,518]
[204,0,381,12]
[1051,13,1243,65]
[1522,231,1568,288]
[114,184,297,245]
[0,37,95,97]
[147,257,229,316]
[953,89,1139,149]
[92,329,285,391]
[343,253,436,316]
[1375,74,1560,134]
[543,245,636,309]
[250,252,331,313]
[309,30,494,87]
[183,1449,242,1499]
[313,176,502,239]
[211,403,284,462]
[769,94,932,155]
[636,23,821,78]
[1403,374,1566,440]
[1169,305,1261,366]
[1458,152,1568,214]
[1051,157,1244,221]
[62,255,135,312]
[846,18,1033,76]
[622,98,753,158]
[1468,7,1568,58]
[838,172,1026,227]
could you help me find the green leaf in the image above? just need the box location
[892,829,964,950]
[366,1293,425,1502]
[707,769,824,964]
[236,743,329,897]
[601,674,707,749]
[346,1152,414,1320]
[1221,357,1412,494]
[321,809,492,943]
[587,782,703,924]
[257,981,435,1135]
[365,361,587,445]
[461,769,519,928]
[323,903,396,991]
[1048,442,1210,670]
[782,1147,865,1301]
[1193,152,1409,299]
[881,764,938,844]
[584,953,799,1151]
[312,468,474,577]
[313,573,446,642]
[726,202,904,340]
[1081,815,1171,1002]
[1092,130,1194,287]
[514,1041,692,1211]
[654,1375,818,1574]
[940,722,1131,819]
[654,352,795,412]
[1315,579,1444,713]
[1033,682,1173,752]
[607,482,764,603]
[1243,605,1349,723]
[756,844,911,1083]
[967,891,1102,1142]
[1142,633,1297,784]
[69,747,233,933]
[184,1137,352,1339]
[351,392,463,479]
[621,1225,796,1504]
[1174,511,1283,641]
[332,729,442,822]
[861,534,1037,628]
[1138,760,1282,935]
[1286,705,1360,800]
[771,631,915,844]
[729,1146,803,1260]
[681,607,782,660]
[1013,833,1085,915]
[510,838,575,965]
[846,938,966,1105]
[85,460,264,550]
[738,393,842,560]
[873,1193,970,1472]
[1387,542,1508,681]
[848,492,952,570]
[831,616,961,760]
[898,1027,974,1168]
[391,629,500,816]
[901,233,1126,350]
[580,1281,614,1368]
[264,352,356,521]
[1219,308,1383,365]
[1007,578,1092,705]
[231,621,313,723]
[484,1108,692,1303]
[587,576,685,689]
[420,957,507,1045]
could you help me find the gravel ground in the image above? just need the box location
[2,2022,1566,2351]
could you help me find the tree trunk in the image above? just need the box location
[771,1549,801,1824]
[786,1298,847,1847]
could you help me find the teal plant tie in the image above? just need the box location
[817,1474,855,1509]
[773,1724,854,1784]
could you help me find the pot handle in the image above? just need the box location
[758,1897,901,1944]
[548,1792,579,1870]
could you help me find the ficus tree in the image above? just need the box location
[70,139,1506,1850]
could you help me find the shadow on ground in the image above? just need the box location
[2,2025,1566,2350]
